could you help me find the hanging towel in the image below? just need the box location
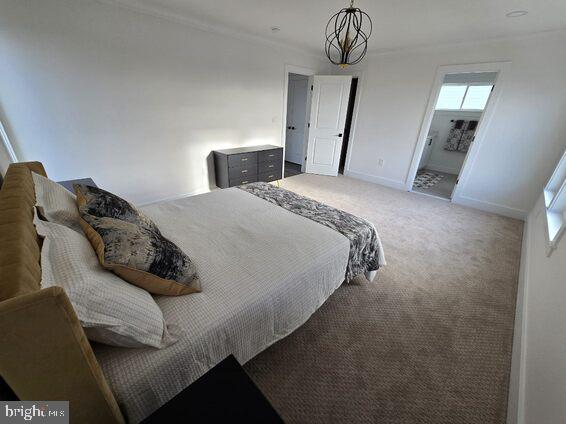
[458,120,478,153]
[444,120,467,151]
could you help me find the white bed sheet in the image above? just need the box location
[94,187,349,422]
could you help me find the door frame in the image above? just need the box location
[405,61,510,201]
[281,64,317,175]
[335,69,365,175]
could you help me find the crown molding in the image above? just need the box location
[93,1,566,66]
[367,27,566,57]
[94,0,326,60]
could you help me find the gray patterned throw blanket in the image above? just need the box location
[238,182,385,281]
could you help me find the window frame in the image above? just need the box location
[435,82,494,112]
[544,150,566,255]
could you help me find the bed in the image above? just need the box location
[0,162,384,423]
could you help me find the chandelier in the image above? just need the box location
[325,0,372,67]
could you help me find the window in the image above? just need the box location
[461,85,492,110]
[436,85,467,110]
[435,84,493,111]
[544,150,566,254]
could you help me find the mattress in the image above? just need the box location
[94,187,350,423]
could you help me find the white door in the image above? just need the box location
[305,75,352,176]
[285,75,309,164]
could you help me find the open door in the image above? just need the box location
[305,75,352,176]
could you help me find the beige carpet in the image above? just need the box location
[244,174,523,424]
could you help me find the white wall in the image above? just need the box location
[510,194,566,424]
[0,0,327,204]
[345,31,566,218]
[425,110,481,174]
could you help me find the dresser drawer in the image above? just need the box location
[258,149,282,163]
[228,163,257,179]
[213,145,281,189]
[258,170,282,183]
[228,152,258,168]
[229,175,258,187]
[258,160,281,174]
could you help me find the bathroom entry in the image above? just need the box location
[411,71,498,200]
[284,73,310,177]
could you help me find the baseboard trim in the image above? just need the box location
[344,170,406,191]
[345,170,527,220]
[452,194,527,220]
[136,186,211,207]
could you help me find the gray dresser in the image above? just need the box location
[213,145,283,188]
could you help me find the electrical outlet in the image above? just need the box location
[378,158,385,167]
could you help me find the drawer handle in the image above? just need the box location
[268,175,274,178]
[268,154,274,157]
[241,170,248,173]
[241,158,248,161]
[268,164,274,168]
[241,181,248,184]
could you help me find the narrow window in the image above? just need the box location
[544,151,566,254]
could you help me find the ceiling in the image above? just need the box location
[108,0,566,54]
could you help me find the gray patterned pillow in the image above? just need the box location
[74,184,159,233]
[75,185,200,296]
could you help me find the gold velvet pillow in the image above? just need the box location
[75,184,200,296]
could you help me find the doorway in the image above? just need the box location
[410,70,499,200]
[339,77,358,174]
[284,73,309,178]
[282,67,359,179]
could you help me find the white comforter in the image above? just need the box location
[94,187,350,423]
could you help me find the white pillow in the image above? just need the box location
[32,172,82,233]
[34,214,174,348]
